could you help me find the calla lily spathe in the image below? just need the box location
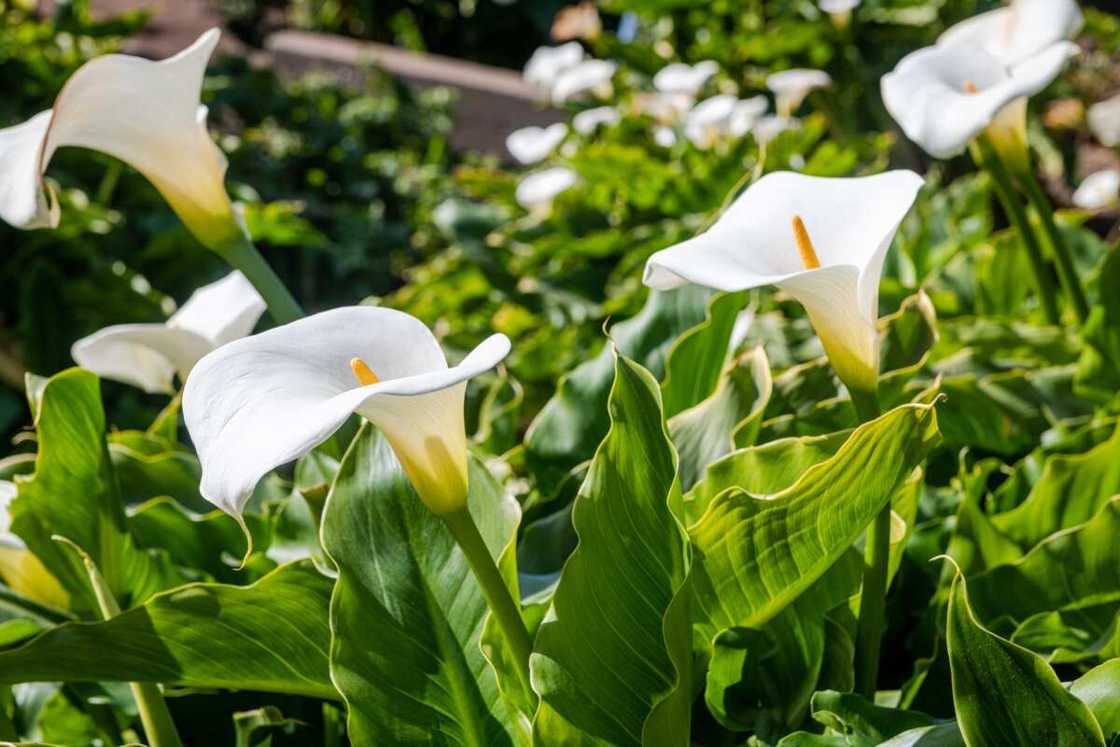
[939,0,1083,66]
[0,481,68,609]
[1072,169,1120,210]
[881,40,1077,161]
[72,271,265,394]
[523,42,585,90]
[552,60,618,103]
[684,95,768,149]
[506,123,568,164]
[653,60,719,96]
[516,166,578,210]
[1088,93,1120,147]
[766,68,831,117]
[573,106,620,135]
[182,306,510,521]
[0,29,242,251]
[644,171,924,393]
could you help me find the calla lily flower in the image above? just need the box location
[72,271,265,394]
[0,481,68,608]
[182,306,511,522]
[643,171,924,393]
[552,59,618,103]
[523,42,585,90]
[939,0,1083,66]
[684,95,769,148]
[632,92,694,124]
[881,41,1077,163]
[819,0,860,28]
[572,106,621,135]
[1088,93,1120,147]
[752,115,796,146]
[766,68,831,117]
[653,126,678,148]
[1072,169,1120,210]
[653,60,720,96]
[506,123,568,165]
[0,29,242,252]
[515,167,579,211]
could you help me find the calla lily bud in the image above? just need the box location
[183,307,510,522]
[72,271,265,394]
[0,30,243,253]
[643,171,924,395]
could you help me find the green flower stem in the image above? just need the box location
[850,387,889,700]
[78,548,184,747]
[0,687,16,740]
[973,139,1061,326]
[442,507,534,699]
[1017,167,1090,324]
[219,235,304,325]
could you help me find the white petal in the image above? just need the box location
[1072,169,1120,210]
[572,106,620,135]
[0,30,239,249]
[685,94,739,148]
[182,306,509,517]
[820,0,860,12]
[767,68,831,114]
[653,126,678,148]
[752,115,795,145]
[939,0,1083,66]
[524,42,585,88]
[881,41,1076,158]
[551,60,617,103]
[515,167,578,208]
[633,92,694,123]
[1088,93,1120,148]
[72,324,213,394]
[168,270,266,346]
[506,123,569,165]
[653,60,719,96]
[730,96,770,137]
[644,171,923,389]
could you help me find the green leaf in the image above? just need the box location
[531,355,692,746]
[9,369,180,611]
[776,690,956,747]
[945,563,1105,746]
[0,561,335,699]
[1070,659,1120,739]
[525,287,712,481]
[669,346,772,492]
[690,403,940,645]
[321,424,524,745]
[233,705,303,747]
[109,430,207,513]
[660,290,749,418]
[1075,246,1120,402]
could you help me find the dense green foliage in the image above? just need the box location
[0,0,1119,745]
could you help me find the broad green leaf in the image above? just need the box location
[0,561,335,699]
[963,497,1120,651]
[946,565,1105,746]
[109,430,207,513]
[525,286,712,481]
[690,403,940,645]
[1075,245,1120,403]
[776,690,957,747]
[233,705,302,747]
[660,290,748,418]
[532,355,692,746]
[991,423,1120,550]
[321,424,524,745]
[669,346,772,492]
[1070,659,1120,738]
[684,429,850,525]
[9,369,181,611]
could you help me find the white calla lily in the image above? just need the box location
[506,123,568,164]
[752,115,796,146]
[644,171,924,393]
[939,0,1083,66]
[730,96,770,138]
[551,59,617,103]
[633,91,694,124]
[515,167,578,210]
[1072,169,1120,210]
[881,40,1077,163]
[0,29,242,252]
[572,106,621,135]
[183,306,510,521]
[523,42,586,89]
[820,0,860,28]
[685,95,769,148]
[0,480,68,608]
[767,68,831,117]
[653,60,719,96]
[1088,93,1120,147]
[72,271,265,394]
[653,126,678,148]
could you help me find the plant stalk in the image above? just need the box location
[220,235,304,325]
[850,388,889,700]
[1016,167,1090,324]
[973,139,1061,325]
[0,687,16,741]
[81,553,184,747]
[442,507,534,699]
